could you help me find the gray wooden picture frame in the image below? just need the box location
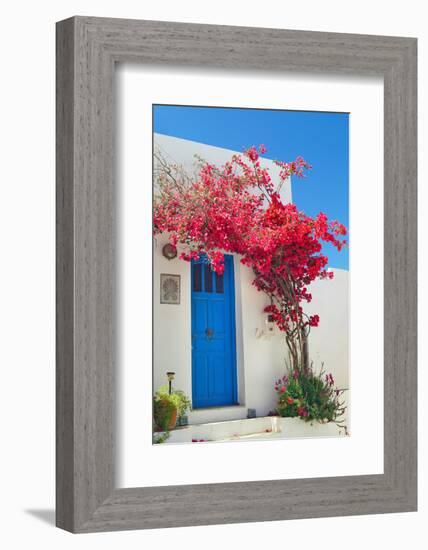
[56,16,417,533]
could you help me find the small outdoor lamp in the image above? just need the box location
[265,313,275,335]
[162,243,177,260]
[166,371,175,395]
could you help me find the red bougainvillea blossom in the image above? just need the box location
[153,145,347,370]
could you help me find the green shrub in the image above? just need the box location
[274,364,347,432]
[153,431,170,444]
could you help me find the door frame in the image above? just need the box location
[190,254,238,409]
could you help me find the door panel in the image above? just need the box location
[191,255,237,408]
[193,299,208,333]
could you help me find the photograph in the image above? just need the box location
[0,2,419,543]
[152,104,350,444]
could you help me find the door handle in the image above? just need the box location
[205,327,214,340]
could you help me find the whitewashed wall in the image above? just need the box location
[306,270,349,389]
[153,134,349,424]
[154,133,292,204]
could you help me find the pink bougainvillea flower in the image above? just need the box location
[309,314,320,327]
[246,146,259,162]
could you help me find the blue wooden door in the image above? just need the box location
[191,255,237,408]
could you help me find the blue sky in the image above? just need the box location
[153,105,349,270]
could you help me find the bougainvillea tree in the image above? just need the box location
[153,144,347,372]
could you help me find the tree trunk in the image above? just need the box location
[301,329,309,371]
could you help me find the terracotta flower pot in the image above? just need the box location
[154,398,178,431]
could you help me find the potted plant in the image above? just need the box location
[153,385,192,432]
[172,390,192,426]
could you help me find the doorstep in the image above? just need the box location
[187,405,247,425]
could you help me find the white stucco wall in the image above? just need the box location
[153,134,349,425]
[305,270,349,390]
[154,133,292,205]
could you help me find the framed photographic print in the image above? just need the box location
[56,17,417,533]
